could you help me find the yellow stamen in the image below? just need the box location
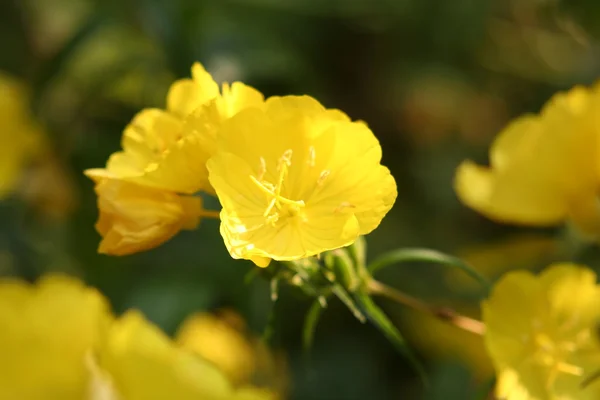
[250,149,306,222]
[334,201,356,213]
[317,170,330,186]
[307,146,316,167]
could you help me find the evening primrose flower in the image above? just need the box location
[0,274,112,400]
[454,85,600,238]
[96,62,264,195]
[85,172,214,256]
[176,311,257,386]
[483,263,600,399]
[93,310,278,400]
[0,72,44,198]
[176,310,288,393]
[207,95,397,267]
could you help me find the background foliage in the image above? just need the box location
[2,0,600,398]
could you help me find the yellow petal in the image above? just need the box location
[88,177,203,256]
[0,275,112,400]
[166,62,219,117]
[219,82,265,118]
[483,270,543,367]
[454,160,567,225]
[97,310,232,400]
[539,263,600,331]
[176,312,256,386]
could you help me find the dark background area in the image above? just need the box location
[2,0,600,398]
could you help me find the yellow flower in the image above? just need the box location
[176,311,258,386]
[94,310,277,400]
[85,173,210,255]
[483,263,600,400]
[97,62,264,195]
[454,85,600,238]
[176,310,288,394]
[0,274,112,400]
[0,72,44,198]
[207,95,397,267]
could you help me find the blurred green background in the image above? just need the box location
[2,0,600,398]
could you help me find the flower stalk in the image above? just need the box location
[366,279,486,335]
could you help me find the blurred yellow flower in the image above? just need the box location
[0,274,277,400]
[94,310,278,400]
[84,173,211,255]
[0,274,112,400]
[483,263,600,399]
[176,310,288,394]
[0,72,44,198]
[454,85,600,238]
[97,62,264,195]
[176,311,257,386]
[207,95,397,267]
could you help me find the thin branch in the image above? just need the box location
[367,279,486,335]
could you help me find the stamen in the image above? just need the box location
[250,149,306,222]
[317,170,330,186]
[278,149,293,170]
[334,201,356,213]
[258,157,267,181]
[307,146,316,167]
[264,198,277,217]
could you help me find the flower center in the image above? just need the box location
[527,326,590,390]
[250,149,306,226]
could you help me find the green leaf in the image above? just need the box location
[368,248,491,293]
[354,292,429,386]
[302,299,325,352]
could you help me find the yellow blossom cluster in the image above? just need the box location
[0,274,279,400]
[86,62,397,266]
